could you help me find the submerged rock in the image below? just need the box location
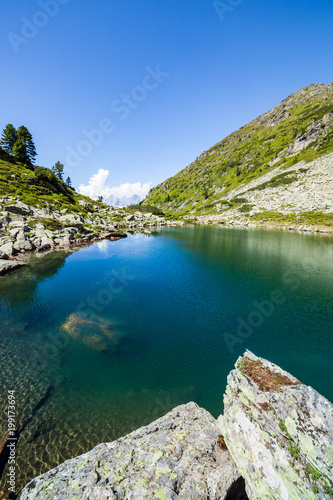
[20,402,243,500]
[61,313,121,352]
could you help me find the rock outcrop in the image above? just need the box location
[20,351,333,499]
[20,402,244,500]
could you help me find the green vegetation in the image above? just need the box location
[238,204,253,213]
[143,84,333,219]
[127,204,165,216]
[249,171,298,192]
[52,161,64,180]
[1,123,37,165]
[0,152,101,216]
[252,210,333,227]
[278,419,333,495]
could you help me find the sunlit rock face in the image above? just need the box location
[218,351,333,500]
[20,402,243,500]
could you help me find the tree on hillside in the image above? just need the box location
[52,161,64,180]
[16,126,37,164]
[66,176,72,187]
[12,136,28,163]
[97,195,103,203]
[0,124,17,154]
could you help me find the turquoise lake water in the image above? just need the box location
[0,225,332,491]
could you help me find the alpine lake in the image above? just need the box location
[0,225,332,494]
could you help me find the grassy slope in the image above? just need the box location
[0,156,107,215]
[144,83,333,222]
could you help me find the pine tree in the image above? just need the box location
[52,161,64,180]
[0,124,17,154]
[66,176,72,187]
[12,136,28,163]
[16,126,37,164]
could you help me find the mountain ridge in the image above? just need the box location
[144,83,333,228]
[104,194,141,207]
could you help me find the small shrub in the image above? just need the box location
[231,197,247,204]
[239,204,253,213]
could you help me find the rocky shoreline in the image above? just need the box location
[1,195,332,278]
[20,351,333,500]
[196,217,333,234]
[0,197,185,276]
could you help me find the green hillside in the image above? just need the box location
[0,148,104,215]
[144,83,333,221]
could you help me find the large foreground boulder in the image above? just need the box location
[218,351,333,499]
[20,402,243,500]
[19,352,333,499]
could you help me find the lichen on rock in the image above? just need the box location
[218,350,333,499]
[20,351,333,499]
[20,402,242,499]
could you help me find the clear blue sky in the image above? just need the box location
[1,0,332,198]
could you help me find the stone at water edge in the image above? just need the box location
[20,402,243,500]
[0,260,26,275]
[217,350,333,500]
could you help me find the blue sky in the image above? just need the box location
[1,0,332,199]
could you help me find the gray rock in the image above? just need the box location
[125,214,135,221]
[0,215,11,226]
[13,238,34,252]
[20,402,242,500]
[218,351,333,499]
[59,214,84,227]
[0,242,16,256]
[0,259,26,275]
[5,201,31,216]
[54,236,72,246]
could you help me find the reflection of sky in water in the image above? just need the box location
[96,239,110,253]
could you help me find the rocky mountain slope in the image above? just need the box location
[144,83,333,229]
[20,351,333,499]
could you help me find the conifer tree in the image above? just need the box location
[0,124,17,154]
[16,126,37,164]
[66,176,72,187]
[12,136,28,163]
[52,161,64,180]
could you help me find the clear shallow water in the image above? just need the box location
[0,226,333,492]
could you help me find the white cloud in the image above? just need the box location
[78,169,109,199]
[78,169,152,200]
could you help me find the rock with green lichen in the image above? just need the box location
[20,351,333,499]
[218,350,333,499]
[20,402,243,500]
